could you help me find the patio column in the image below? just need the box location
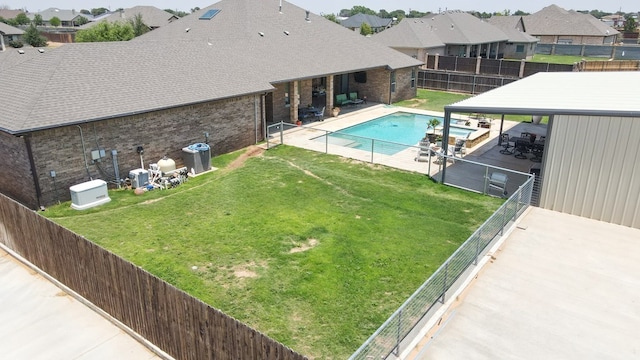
[327,75,335,116]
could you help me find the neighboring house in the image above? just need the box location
[0,9,25,20]
[487,16,539,60]
[522,4,619,44]
[372,10,511,62]
[27,8,92,27]
[601,14,625,28]
[78,6,179,30]
[443,71,640,229]
[0,0,421,209]
[340,13,392,33]
[0,22,24,50]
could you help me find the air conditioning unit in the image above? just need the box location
[70,179,111,210]
[129,168,149,189]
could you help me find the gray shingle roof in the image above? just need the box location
[372,11,509,49]
[0,22,25,35]
[523,4,619,36]
[340,13,393,29]
[79,6,179,30]
[29,8,90,22]
[1,0,421,135]
[487,16,539,43]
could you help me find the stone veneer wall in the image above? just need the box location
[21,95,260,207]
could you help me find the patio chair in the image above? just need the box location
[335,94,353,106]
[499,133,514,154]
[414,140,432,162]
[349,92,364,105]
[486,172,508,197]
[313,106,325,121]
[452,138,466,158]
[514,139,530,159]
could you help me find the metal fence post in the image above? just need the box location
[474,231,481,265]
[440,262,448,304]
[371,140,374,163]
[280,121,284,145]
[325,130,329,154]
[395,310,402,356]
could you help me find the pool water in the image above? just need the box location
[318,112,474,155]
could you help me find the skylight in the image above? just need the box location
[199,9,220,20]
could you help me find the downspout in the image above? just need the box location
[76,125,92,180]
[254,94,259,144]
[23,134,43,210]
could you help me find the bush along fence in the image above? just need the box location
[0,193,307,360]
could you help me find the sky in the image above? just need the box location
[3,0,637,15]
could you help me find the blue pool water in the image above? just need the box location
[319,112,474,155]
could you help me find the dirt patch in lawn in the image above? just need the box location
[227,146,265,171]
[289,238,319,253]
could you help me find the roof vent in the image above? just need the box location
[258,32,264,37]
[185,28,190,32]
[305,10,310,22]
[283,30,289,35]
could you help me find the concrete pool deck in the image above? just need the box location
[269,104,528,177]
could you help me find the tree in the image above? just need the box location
[75,16,89,26]
[33,14,43,26]
[23,23,48,47]
[49,16,61,27]
[322,13,340,24]
[360,22,372,36]
[191,7,200,13]
[624,14,637,33]
[164,9,189,17]
[351,6,376,16]
[513,10,530,16]
[15,12,30,25]
[75,21,135,42]
[80,9,91,15]
[91,7,109,17]
[128,13,149,37]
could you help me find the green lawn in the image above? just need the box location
[44,146,502,359]
[394,89,539,123]
[530,54,608,64]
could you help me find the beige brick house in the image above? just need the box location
[0,0,421,209]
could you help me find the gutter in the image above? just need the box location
[23,134,43,210]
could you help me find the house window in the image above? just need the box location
[411,68,416,88]
[516,45,524,53]
[284,83,290,107]
[390,71,396,93]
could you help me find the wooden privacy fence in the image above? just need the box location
[575,60,640,71]
[0,193,307,360]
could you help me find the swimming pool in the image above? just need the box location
[317,112,475,155]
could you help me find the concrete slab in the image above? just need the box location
[409,207,640,360]
[0,248,164,360]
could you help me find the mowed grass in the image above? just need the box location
[530,54,607,64]
[394,89,539,123]
[44,145,503,359]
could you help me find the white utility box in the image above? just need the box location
[70,179,111,210]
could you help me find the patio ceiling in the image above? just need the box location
[444,71,640,117]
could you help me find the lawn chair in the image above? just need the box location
[414,139,431,162]
[335,94,353,106]
[349,92,364,105]
[452,138,466,158]
[486,172,508,197]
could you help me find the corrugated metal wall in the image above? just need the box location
[540,115,640,229]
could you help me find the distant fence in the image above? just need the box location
[536,43,640,60]
[0,194,307,360]
[419,52,638,94]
